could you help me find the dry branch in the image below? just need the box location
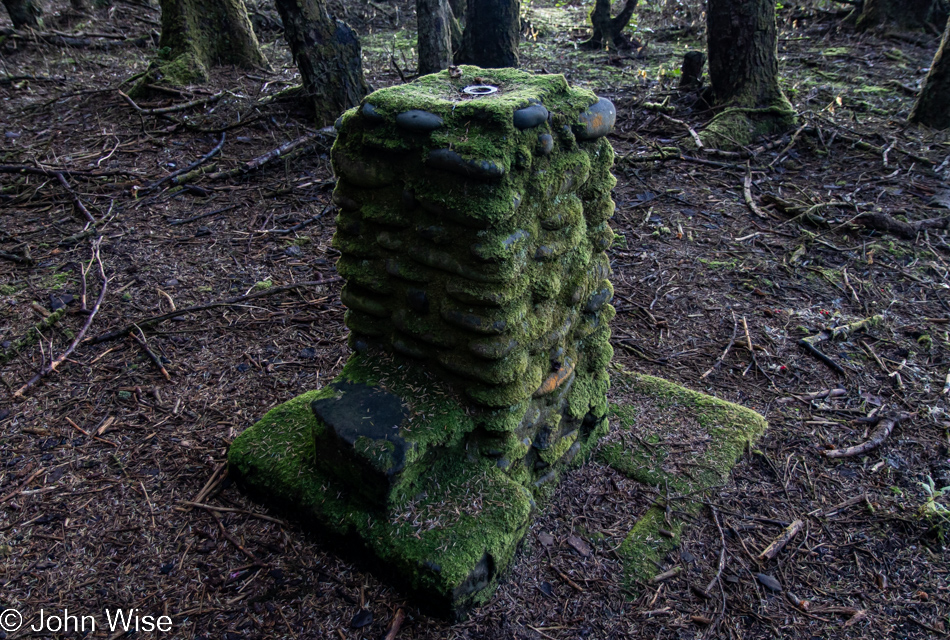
[823,412,911,458]
[86,276,342,344]
[13,239,107,398]
[757,519,803,561]
[139,132,226,195]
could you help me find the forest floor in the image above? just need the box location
[2,0,950,638]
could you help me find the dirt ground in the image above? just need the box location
[2,0,950,638]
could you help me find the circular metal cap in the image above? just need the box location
[462,85,499,96]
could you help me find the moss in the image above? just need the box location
[1,309,66,366]
[0,284,18,295]
[699,103,797,150]
[229,396,532,619]
[598,368,767,591]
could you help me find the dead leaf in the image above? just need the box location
[567,535,591,557]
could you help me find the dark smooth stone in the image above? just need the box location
[334,115,343,130]
[50,293,74,310]
[427,149,505,180]
[757,573,783,593]
[312,381,411,501]
[406,288,429,314]
[350,610,374,629]
[361,102,385,123]
[585,287,612,313]
[442,309,506,335]
[469,336,518,360]
[538,133,554,155]
[395,109,443,132]
[575,97,616,140]
[513,104,549,129]
[332,192,361,211]
[392,335,428,359]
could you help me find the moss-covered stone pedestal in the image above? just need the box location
[229,67,619,619]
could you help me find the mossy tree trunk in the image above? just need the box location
[417,0,452,75]
[910,17,950,128]
[581,0,639,50]
[457,0,519,68]
[144,0,267,90]
[274,0,367,127]
[702,0,795,149]
[855,0,948,31]
[2,0,42,29]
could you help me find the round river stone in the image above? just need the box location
[513,104,549,129]
[574,97,616,140]
[395,110,444,132]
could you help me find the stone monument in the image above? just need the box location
[229,66,618,619]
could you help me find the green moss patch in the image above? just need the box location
[598,368,767,592]
[228,379,531,620]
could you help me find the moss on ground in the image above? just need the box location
[599,369,767,592]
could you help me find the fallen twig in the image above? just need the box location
[823,412,911,458]
[777,388,847,404]
[202,131,331,182]
[701,314,739,379]
[130,326,171,381]
[259,203,332,234]
[757,519,803,561]
[0,467,46,505]
[86,276,341,344]
[121,90,224,115]
[138,132,226,195]
[13,239,107,397]
[383,608,406,640]
[168,204,237,226]
[742,168,768,219]
[54,171,97,224]
[1,309,66,366]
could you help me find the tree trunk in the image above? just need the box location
[855,0,948,31]
[417,0,452,75]
[457,0,519,68]
[274,0,368,127]
[448,0,466,17]
[144,0,267,88]
[910,18,950,128]
[702,0,795,148]
[582,0,639,50]
[2,0,42,29]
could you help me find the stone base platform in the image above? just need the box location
[228,364,767,619]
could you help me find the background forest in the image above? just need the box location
[1,0,950,638]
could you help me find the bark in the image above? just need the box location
[582,0,639,50]
[910,17,950,128]
[680,50,705,88]
[457,0,519,68]
[274,0,367,126]
[855,0,948,31]
[155,0,268,83]
[2,0,42,29]
[417,0,452,75]
[448,0,466,17]
[702,0,795,148]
